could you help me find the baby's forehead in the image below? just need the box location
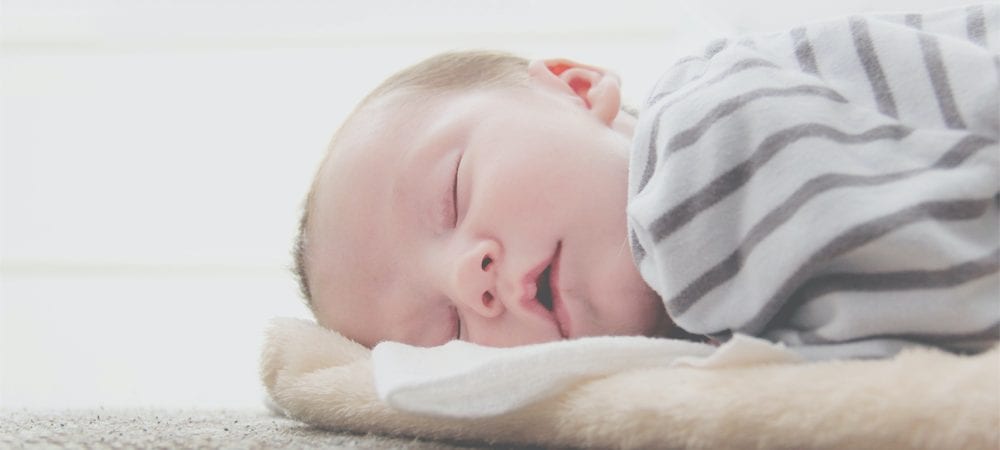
[344,86,529,135]
[327,95,432,160]
[329,92,465,164]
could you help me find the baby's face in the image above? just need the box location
[307,74,664,348]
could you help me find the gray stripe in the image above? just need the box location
[996,55,1000,87]
[650,123,912,243]
[704,39,729,58]
[671,55,704,68]
[666,85,847,154]
[629,229,646,262]
[904,13,923,30]
[664,134,993,317]
[639,58,783,192]
[967,4,987,47]
[850,16,899,118]
[794,248,1000,305]
[793,320,1000,347]
[918,33,968,129]
[797,322,1000,346]
[790,27,819,74]
[934,134,997,166]
[636,117,661,195]
[738,198,995,333]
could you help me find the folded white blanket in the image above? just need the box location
[373,334,799,417]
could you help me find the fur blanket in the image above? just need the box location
[261,318,999,449]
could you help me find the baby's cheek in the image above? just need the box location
[478,156,550,218]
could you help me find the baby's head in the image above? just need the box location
[295,50,667,348]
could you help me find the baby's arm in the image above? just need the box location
[628,4,999,359]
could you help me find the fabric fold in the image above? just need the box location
[373,334,799,418]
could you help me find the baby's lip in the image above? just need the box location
[549,242,571,339]
[521,242,571,339]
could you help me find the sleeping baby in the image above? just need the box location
[294,4,999,360]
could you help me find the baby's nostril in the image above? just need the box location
[482,291,494,305]
[481,256,493,271]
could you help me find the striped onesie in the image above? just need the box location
[627,4,999,359]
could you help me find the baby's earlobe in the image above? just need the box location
[587,74,621,126]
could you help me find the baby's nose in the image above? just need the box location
[452,238,504,318]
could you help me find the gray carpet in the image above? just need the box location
[0,409,516,449]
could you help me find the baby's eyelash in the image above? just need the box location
[450,152,462,228]
[451,306,461,340]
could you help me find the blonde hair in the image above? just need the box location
[293,50,533,306]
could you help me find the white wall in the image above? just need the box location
[0,0,971,408]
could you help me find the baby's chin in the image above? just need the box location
[597,255,665,338]
[576,294,667,340]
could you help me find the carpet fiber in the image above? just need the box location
[0,409,515,449]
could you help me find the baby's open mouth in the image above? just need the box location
[523,241,568,339]
[536,264,554,311]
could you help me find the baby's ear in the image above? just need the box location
[527,58,622,126]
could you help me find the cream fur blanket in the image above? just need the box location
[261,318,1000,449]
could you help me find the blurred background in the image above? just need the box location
[1,0,971,409]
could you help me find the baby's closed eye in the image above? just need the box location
[445,150,464,229]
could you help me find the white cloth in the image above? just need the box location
[373,334,799,418]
